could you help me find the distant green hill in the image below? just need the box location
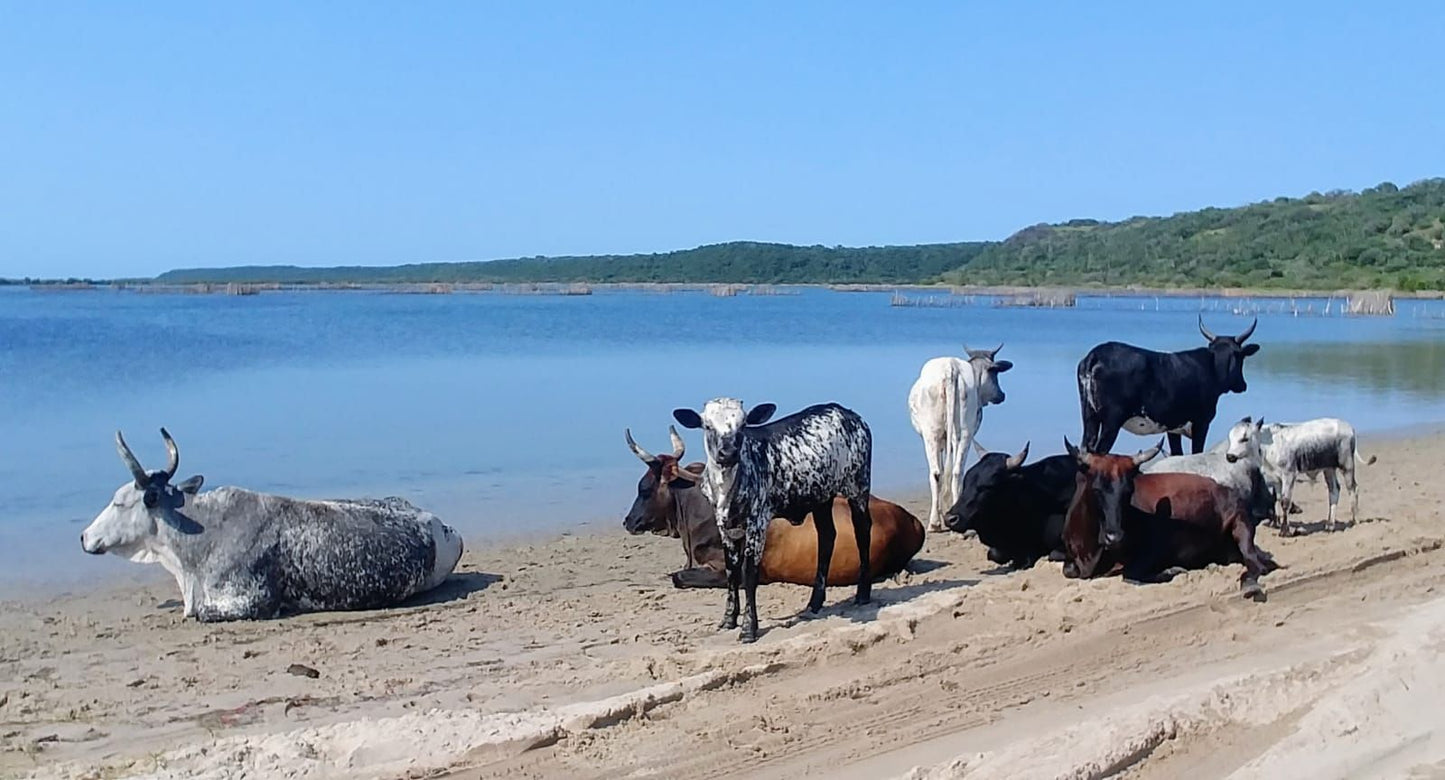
[948,178,1445,291]
[155,178,1445,290]
[154,241,987,285]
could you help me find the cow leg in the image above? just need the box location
[807,502,837,614]
[1188,420,1210,455]
[987,546,1010,565]
[849,496,873,605]
[1232,521,1268,601]
[740,552,761,643]
[1092,418,1124,455]
[1279,474,1298,537]
[672,566,728,589]
[1081,413,1101,453]
[1323,470,1341,531]
[1344,463,1360,525]
[1167,432,1184,458]
[923,436,945,532]
[719,544,741,630]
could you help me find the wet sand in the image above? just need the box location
[3,431,1443,780]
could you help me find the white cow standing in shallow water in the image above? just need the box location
[908,346,1013,532]
[81,428,465,621]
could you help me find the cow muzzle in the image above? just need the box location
[81,533,105,555]
[1101,531,1124,549]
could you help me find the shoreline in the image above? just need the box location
[5,426,1443,779]
[6,419,1434,602]
[9,281,1445,299]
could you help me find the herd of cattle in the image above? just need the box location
[80,316,1375,642]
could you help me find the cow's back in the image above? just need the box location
[755,404,872,508]
[272,497,442,611]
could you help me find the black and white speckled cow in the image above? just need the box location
[80,429,465,622]
[673,399,873,643]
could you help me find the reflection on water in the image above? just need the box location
[1259,339,1445,401]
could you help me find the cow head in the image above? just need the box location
[944,441,1029,533]
[673,398,775,469]
[623,426,697,535]
[1199,316,1260,394]
[1064,436,1162,550]
[81,429,205,558]
[1223,416,1265,464]
[964,344,1014,406]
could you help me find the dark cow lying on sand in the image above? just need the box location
[1062,437,1277,600]
[81,429,465,621]
[623,428,924,588]
[942,441,1075,570]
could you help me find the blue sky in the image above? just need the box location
[2,2,1442,278]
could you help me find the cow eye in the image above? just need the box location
[143,489,160,508]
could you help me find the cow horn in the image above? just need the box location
[990,343,1004,359]
[160,428,179,479]
[115,430,149,487]
[1198,315,1218,342]
[625,428,658,464]
[669,425,685,459]
[1237,317,1257,343]
[1005,441,1030,470]
[1133,438,1165,466]
[1063,436,1084,464]
[670,465,702,482]
[970,438,989,457]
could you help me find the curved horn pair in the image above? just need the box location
[115,428,179,486]
[1199,315,1257,343]
[963,343,1005,360]
[625,426,686,464]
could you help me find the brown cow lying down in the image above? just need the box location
[623,428,925,588]
[1062,437,1278,600]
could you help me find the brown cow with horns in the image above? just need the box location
[623,427,925,588]
[1062,436,1278,600]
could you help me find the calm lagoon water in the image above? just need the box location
[3,286,1444,588]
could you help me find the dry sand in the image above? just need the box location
[3,431,1444,780]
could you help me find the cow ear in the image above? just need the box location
[745,403,776,426]
[1241,344,1260,357]
[673,409,703,429]
[993,360,1014,373]
[176,475,204,495]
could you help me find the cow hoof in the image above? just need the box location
[1241,582,1266,602]
[738,631,758,644]
[853,594,871,606]
[719,617,738,630]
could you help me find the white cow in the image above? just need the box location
[1220,417,1376,536]
[908,346,1013,532]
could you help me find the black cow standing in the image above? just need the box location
[1077,317,1260,456]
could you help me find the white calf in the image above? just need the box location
[1224,417,1375,535]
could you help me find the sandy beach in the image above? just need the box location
[4,430,1444,780]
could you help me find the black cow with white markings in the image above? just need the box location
[673,399,873,643]
[1077,317,1260,456]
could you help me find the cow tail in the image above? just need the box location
[1354,441,1377,466]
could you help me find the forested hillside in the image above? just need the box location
[949,179,1445,290]
[155,242,987,285]
[154,179,1445,290]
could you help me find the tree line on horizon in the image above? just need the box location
[143,177,1445,291]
